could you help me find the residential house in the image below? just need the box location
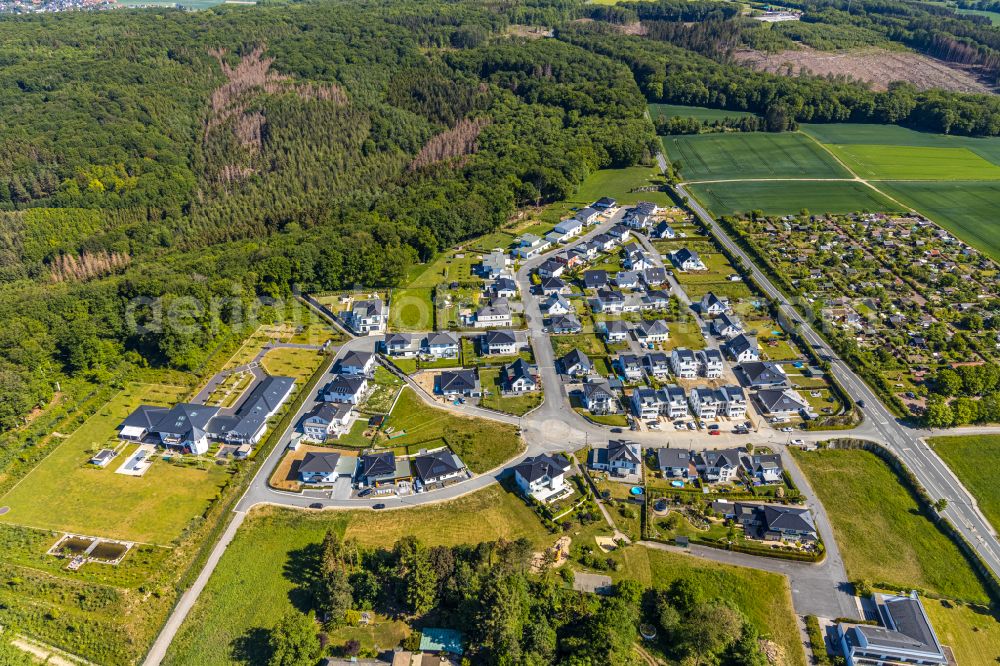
[500,358,538,394]
[583,270,608,290]
[661,384,689,418]
[697,349,724,378]
[631,388,662,421]
[481,329,517,355]
[725,334,760,363]
[695,449,743,483]
[541,277,570,296]
[643,352,672,379]
[384,333,422,358]
[737,361,787,388]
[553,347,587,375]
[742,453,783,484]
[641,267,666,286]
[478,250,509,279]
[754,388,811,418]
[652,220,675,239]
[537,258,565,279]
[344,298,388,334]
[590,289,625,314]
[836,593,947,666]
[621,292,645,313]
[209,375,295,446]
[641,290,671,311]
[514,234,550,259]
[576,207,601,225]
[737,503,817,542]
[554,217,583,239]
[700,292,729,316]
[413,450,467,488]
[712,312,744,338]
[589,439,642,477]
[358,451,412,488]
[119,403,219,455]
[608,224,630,243]
[322,374,368,404]
[436,369,480,397]
[613,270,641,290]
[475,299,512,328]
[624,250,653,271]
[671,248,706,271]
[656,448,693,479]
[489,277,518,299]
[548,314,582,334]
[688,387,720,419]
[718,385,748,418]
[425,331,460,359]
[634,319,670,345]
[593,234,616,253]
[614,353,644,381]
[514,454,572,503]
[541,294,572,316]
[670,348,699,379]
[599,319,629,343]
[299,452,351,485]
[582,379,618,414]
[593,197,617,211]
[301,403,354,442]
[338,350,375,376]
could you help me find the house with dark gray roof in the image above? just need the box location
[514,454,572,502]
[582,379,618,414]
[589,439,641,477]
[737,361,787,388]
[694,448,744,483]
[741,503,817,542]
[598,319,629,343]
[548,314,582,334]
[338,350,375,376]
[836,592,947,666]
[343,298,387,334]
[656,448,694,479]
[583,270,608,290]
[425,331,459,359]
[301,403,354,442]
[742,453,783,484]
[322,374,368,404]
[481,329,517,355]
[670,247,706,271]
[700,292,728,316]
[500,359,538,394]
[541,277,570,296]
[299,452,345,484]
[412,449,466,487]
[634,319,670,344]
[383,333,423,358]
[119,403,220,455]
[712,312,744,338]
[559,349,592,377]
[725,333,760,363]
[358,451,412,488]
[754,388,810,417]
[209,375,296,445]
[435,369,480,397]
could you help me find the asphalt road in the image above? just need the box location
[674,176,1000,578]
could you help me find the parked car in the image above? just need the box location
[707,424,719,430]
[709,430,720,436]
[857,400,866,408]
[791,439,805,446]
[309,503,324,509]
[780,427,793,433]
[358,488,372,497]
[372,503,386,510]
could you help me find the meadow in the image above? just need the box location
[259,346,325,384]
[792,448,990,604]
[662,132,849,181]
[686,180,896,216]
[0,383,232,545]
[922,597,1000,666]
[928,434,1000,532]
[826,144,1000,180]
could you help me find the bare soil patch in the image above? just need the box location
[734,47,994,94]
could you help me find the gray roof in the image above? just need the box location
[122,403,219,441]
[339,350,372,368]
[515,454,570,483]
[437,369,479,393]
[608,439,641,464]
[672,247,700,265]
[209,375,296,440]
[325,374,367,395]
[299,451,342,474]
[360,452,396,479]
[560,349,591,372]
[698,348,724,364]
[584,270,608,288]
[427,331,459,346]
[848,594,943,657]
[762,504,816,534]
[656,448,690,469]
[502,358,535,388]
[700,448,743,469]
[726,333,757,355]
[548,314,582,331]
[541,277,567,290]
[738,361,786,386]
[602,319,629,334]
[413,449,464,483]
[483,329,516,345]
[583,379,615,401]
[755,388,809,413]
[635,319,669,337]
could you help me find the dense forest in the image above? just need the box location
[1,0,1000,434]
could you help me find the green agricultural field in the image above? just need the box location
[874,181,1000,261]
[648,103,756,122]
[792,448,990,604]
[382,388,522,473]
[928,435,1000,533]
[688,180,896,216]
[801,123,1000,165]
[162,487,550,666]
[826,144,1000,180]
[618,547,806,665]
[664,132,849,182]
[0,384,232,545]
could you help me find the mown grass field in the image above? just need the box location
[0,383,232,545]
[922,597,1000,666]
[687,180,896,216]
[648,103,755,122]
[875,181,1000,261]
[388,287,435,330]
[800,123,1000,165]
[663,132,849,182]
[383,388,522,473]
[260,346,325,383]
[792,448,990,604]
[826,144,1000,180]
[618,547,806,666]
[928,434,1000,533]
[162,487,550,666]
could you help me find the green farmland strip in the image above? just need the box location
[827,144,1000,180]
[687,180,897,216]
[648,103,756,122]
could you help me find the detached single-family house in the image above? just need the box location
[670,348,699,379]
[737,361,787,388]
[554,217,583,239]
[344,298,388,334]
[478,250,509,279]
[590,289,625,314]
[656,448,693,479]
[738,503,817,542]
[671,248,706,271]
[322,374,369,404]
[836,593,947,666]
[475,299,512,328]
[593,234,616,253]
[613,270,641,290]
[514,454,572,503]
[712,312,744,338]
[514,234,550,259]
[582,379,618,414]
[725,334,760,363]
[299,452,351,485]
[481,329,517,355]
[754,388,811,417]
[338,350,375,376]
[576,207,601,225]
[641,267,666,286]
[698,348,724,378]
[688,387,720,419]
[589,439,642,477]
[301,403,353,442]
[642,290,671,311]
[425,331,460,359]
[623,251,653,272]
[413,449,467,488]
[358,451,412,488]
[541,277,570,296]
[541,294,572,316]
[615,354,644,381]
[742,453,784,484]
[436,369,480,397]
[583,270,608,290]
[634,319,670,344]
[700,292,729,316]
[652,220,675,239]
[593,197,617,211]
[559,349,592,377]
[695,448,743,483]
[489,277,518,299]
[118,403,218,454]
[548,314,582,334]
[599,319,629,343]
[609,224,630,243]
[537,258,565,279]
[500,358,538,394]
[384,333,423,358]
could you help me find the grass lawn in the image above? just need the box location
[383,388,522,473]
[550,333,607,359]
[617,547,806,666]
[927,435,1000,533]
[663,132,849,182]
[260,346,324,383]
[688,180,897,217]
[389,288,435,331]
[791,448,990,604]
[649,103,756,122]
[359,366,404,415]
[827,144,1000,181]
[0,383,232,545]
[162,486,550,666]
[537,166,675,226]
[922,597,1000,666]
[478,368,543,416]
[874,181,1000,261]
